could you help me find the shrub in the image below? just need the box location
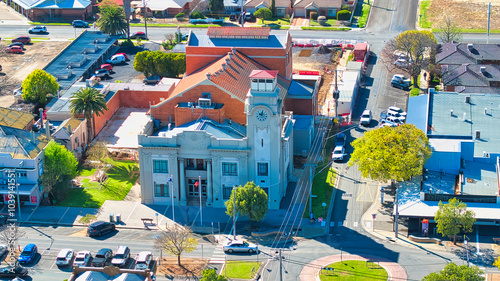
[341,5,350,10]
[284,14,291,20]
[337,10,351,20]
[310,12,318,20]
[410,88,420,97]
[175,13,185,19]
[254,8,273,21]
[120,39,134,47]
[432,77,440,83]
[190,11,205,19]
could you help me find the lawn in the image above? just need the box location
[319,260,388,281]
[259,17,290,25]
[57,160,139,208]
[223,261,261,279]
[358,2,371,28]
[419,0,432,29]
[309,19,337,27]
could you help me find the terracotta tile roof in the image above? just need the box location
[161,50,290,105]
[293,0,342,8]
[250,70,279,79]
[207,27,271,38]
[244,0,290,7]
[0,107,35,130]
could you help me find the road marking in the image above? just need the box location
[124,202,139,224]
[56,207,70,225]
[209,246,226,264]
[25,204,39,222]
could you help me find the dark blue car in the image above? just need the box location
[18,244,37,265]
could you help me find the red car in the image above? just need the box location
[12,36,31,44]
[100,64,113,71]
[114,53,129,61]
[6,46,23,54]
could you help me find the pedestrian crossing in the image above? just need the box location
[209,246,226,264]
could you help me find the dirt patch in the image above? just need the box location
[427,0,500,29]
[299,49,312,57]
[157,258,207,278]
[0,40,70,109]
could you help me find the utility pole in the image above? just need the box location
[142,0,148,39]
[279,249,283,281]
[169,175,174,222]
[487,2,491,44]
[198,175,202,225]
[333,69,339,119]
[233,186,236,239]
[240,0,244,27]
[394,181,399,238]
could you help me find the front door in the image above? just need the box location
[187,179,207,198]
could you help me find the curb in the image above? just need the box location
[18,220,158,231]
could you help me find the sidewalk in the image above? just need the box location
[0,1,30,25]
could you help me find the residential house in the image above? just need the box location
[0,107,36,131]
[0,125,49,206]
[292,0,342,18]
[436,42,500,94]
[51,117,87,159]
[138,27,299,210]
[224,0,245,14]
[2,0,93,22]
[244,0,292,17]
[133,0,191,17]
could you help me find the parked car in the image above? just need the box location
[55,249,74,267]
[87,221,115,237]
[130,31,147,40]
[391,74,410,90]
[223,240,258,253]
[387,109,406,122]
[93,69,110,78]
[229,12,241,21]
[13,86,23,97]
[134,251,153,270]
[111,246,130,267]
[360,109,372,126]
[114,53,129,60]
[379,111,388,122]
[92,248,113,267]
[18,244,37,265]
[5,46,23,54]
[388,106,407,118]
[28,26,47,34]
[334,133,346,148]
[244,12,255,22]
[72,20,89,28]
[106,54,127,65]
[100,64,113,71]
[385,116,404,125]
[379,121,397,128]
[143,75,162,85]
[394,58,408,68]
[73,251,92,267]
[11,36,31,44]
[331,146,345,161]
[8,42,24,49]
[0,266,28,278]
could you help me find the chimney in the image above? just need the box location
[45,121,50,139]
[31,131,35,143]
[206,73,211,80]
[485,108,488,115]
[39,108,44,128]
[463,112,467,121]
[450,109,454,116]
[68,125,72,134]
[467,43,474,52]
[475,130,480,139]
[480,66,487,75]
[465,96,470,103]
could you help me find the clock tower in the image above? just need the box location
[245,70,284,210]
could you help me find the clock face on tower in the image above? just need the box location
[256,109,268,121]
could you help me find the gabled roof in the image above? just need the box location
[249,70,278,79]
[0,107,35,130]
[135,0,190,10]
[11,0,45,9]
[52,117,83,137]
[244,0,290,8]
[293,0,342,8]
[0,125,49,159]
[35,0,91,9]
[443,64,500,88]
[165,50,287,103]
[436,42,500,65]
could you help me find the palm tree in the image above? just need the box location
[96,5,127,36]
[69,87,108,145]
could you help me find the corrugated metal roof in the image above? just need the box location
[190,29,287,48]
[0,126,49,159]
[406,94,428,133]
[207,27,270,38]
[35,0,90,9]
[0,107,35,130]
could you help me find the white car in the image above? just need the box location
[56,249,74,266]
[360,109,372,126]
[223,240,259,253]
[388,106,407,118]
[134,251,153,270]
[387,110,405,122]
[394,58,408,68]
[29,26,47,34]
[331,146,345,161]
[386,116,404,125]
[379,122,397,128]
[73,251,92,267]
[106,54,126,65]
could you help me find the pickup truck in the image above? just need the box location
[334,133,346,148]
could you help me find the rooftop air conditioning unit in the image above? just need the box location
[198,98,211,107]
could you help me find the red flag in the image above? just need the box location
[194,181,199,188]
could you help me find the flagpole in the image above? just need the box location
[169,175,174,222]
[199,175,203,226]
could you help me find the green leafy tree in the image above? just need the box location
[395,30,437,87]
[201,269,228,281]
[435,198,476,244]
[254,8,273,23]
[42,141,78,202]
[154,224,198,266]
[225,181,268,227]
[133,50,186,77]
[69,87,108,145]
[436,15,462,43]
[348,124,432,182]
[21,69,59,104]
[422,262,484,281]
[270,0,276,17]
[97,4,127,36]
[209,0,225,14]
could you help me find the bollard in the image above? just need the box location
[109,213,114,222]
[116,214,121,223]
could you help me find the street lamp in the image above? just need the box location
[464,236,470,267]
[232,185,237,239]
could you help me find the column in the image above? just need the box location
[206,160,212,206]
[179,158,186,206]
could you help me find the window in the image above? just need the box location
[188,179,207,196]
[257,162,268,176]
[277,8,285,16]
[222,162,238,176]
[197,159,204,170]
[223,185,232,200]
[154,182,169,197]
[187,159,195,169]
[328,8,337,17]
[16,171,27,178]
[153,160,168,173]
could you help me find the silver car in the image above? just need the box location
[223,240,258,253]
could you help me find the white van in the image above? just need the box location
[106,54,126,65]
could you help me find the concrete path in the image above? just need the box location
[299,254,407,281]
[0,1,30,25]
